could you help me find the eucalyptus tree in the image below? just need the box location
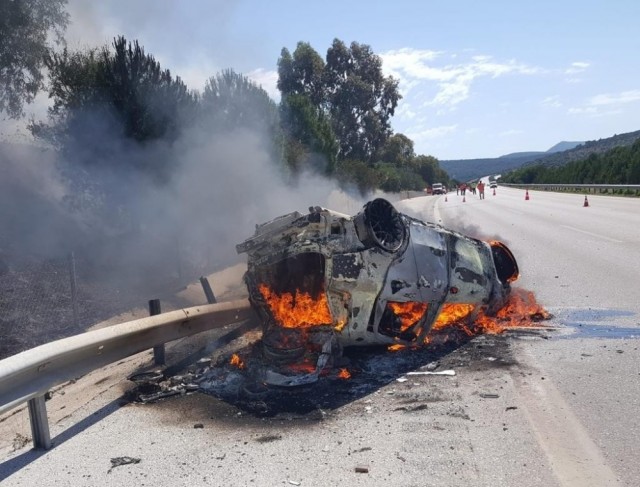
[277,38,401,165]
[323,39,401,162]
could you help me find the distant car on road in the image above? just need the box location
[489,181,498,189]
[432,183,445,195]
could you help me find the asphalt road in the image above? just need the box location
[1,187,638,486]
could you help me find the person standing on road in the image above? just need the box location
[477,180,485,199]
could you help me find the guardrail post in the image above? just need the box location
[199,276,217,304]
[68,252,79,328]
[148,299,165,365]
[28,395,51,450]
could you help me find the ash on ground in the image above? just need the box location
[127,324,554,418]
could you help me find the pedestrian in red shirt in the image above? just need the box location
[477,180,485,199]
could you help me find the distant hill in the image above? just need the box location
[440,153,542,181]
[520,131,640,169]
[498,151,545,159]
[439,133,640,181]
[546,141,583,153]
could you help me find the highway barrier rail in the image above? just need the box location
[499,183,640,194]
[0,299,254,450]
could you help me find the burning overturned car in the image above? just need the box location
[236,198,520,387]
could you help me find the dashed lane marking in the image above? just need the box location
[511,345,621,487]
[560,225,622,243]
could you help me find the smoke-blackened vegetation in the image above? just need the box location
[1,18,451,357]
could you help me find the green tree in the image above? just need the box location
[33,37,196,156]
[413,154,450,187]
[30,37,198,230]
[29,46,103,147]
[202,68,279,134]
[101,36,195,143]
[375,163,425,192]
[0,0,68,118]
[626,140,640,183]
[334,158,381,194]
[324,39,401,162]
[277,42,326,107]
[280,93,338,174]
[277,39,401,164]
[378,133,415,166]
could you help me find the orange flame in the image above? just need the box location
[431,303,475,331]
[334,320,347,333]
[286,361,318,374]
[337,368,351,379]
[387,301,428,331]
[474,289,550,334]
[230,353,245,369]
[258,283,332,328]
[387,343,407,352]
[428,289,549,339]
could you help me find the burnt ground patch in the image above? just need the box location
[126,325,552,421]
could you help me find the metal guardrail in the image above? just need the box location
[499,183,640,192]
[0,299,255,449]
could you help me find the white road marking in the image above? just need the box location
[512,346,622,487]
[434,198,443,223]
[560,225,622,243]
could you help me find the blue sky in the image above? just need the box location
[12,0,640,159]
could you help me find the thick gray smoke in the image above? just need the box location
[0,107,370,292]
[0,98,377,361]
[0,143,84,258]
[0,2,378,357]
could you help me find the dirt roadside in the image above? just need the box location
[0,263,248,457]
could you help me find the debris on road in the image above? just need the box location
[406,370,456,376]
[108,456,141,473]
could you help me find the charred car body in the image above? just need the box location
[236,198,518,386]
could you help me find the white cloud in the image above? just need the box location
[542,95,562,108]
[405,124,458,143]
[381,48,540,108]
[588,90,640,106]
[396,102,418,120]
[568,106,599,115]
[569,89,640,117]
[564,61,590,83]
[381,48,443,80]
[568,106,622,117]
[565,61,590,74]
[247,68,280,101]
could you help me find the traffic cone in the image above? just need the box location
[525,189,530,201]
[492,188,496,196]
[583,195,589,207]
[445,194,448,202]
